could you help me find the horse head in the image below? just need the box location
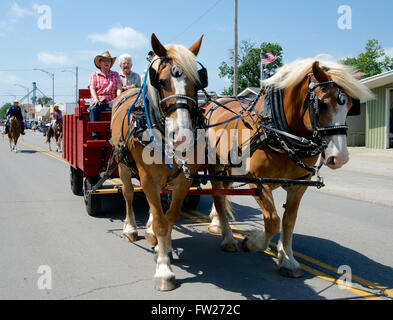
[265,59,373,170]
[305,61,372,169]
[147,33,205,152]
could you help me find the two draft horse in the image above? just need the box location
[46,120,62,152]
[111,33,205,291]
[206,59,373,277]
[8,116,21,152]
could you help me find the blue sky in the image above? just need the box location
[1,0,393,107]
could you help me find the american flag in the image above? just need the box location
[261,52,276,65]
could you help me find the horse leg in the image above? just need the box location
[142,179,176,291]
[242,185,281,253]
[209,181,239,252]
[277,186,307,278]
[46,132,52,151]
[119,163,138,242]
[145,210,157,246]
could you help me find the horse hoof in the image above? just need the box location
[221,242,239,252]
[154,275,176,291]
[279,267,304,278]
[208,225,222,235]
[145,231,157,246]
[123,232,138,242]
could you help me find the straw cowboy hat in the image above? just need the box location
[13,100,19,104]
[94,51,116,69]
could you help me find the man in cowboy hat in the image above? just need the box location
[88,51,122,139]
[5,100,25,135]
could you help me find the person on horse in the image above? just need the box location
[119,53,141,91]
[5,100,25,135]
[88,51,122,139]
[47,104,62,137]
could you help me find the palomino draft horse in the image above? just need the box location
[46,120,62,152]
[8,116,21,152]
[206,59,373,277]
[111,33,205,291]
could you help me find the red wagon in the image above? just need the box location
[62,90,210,216]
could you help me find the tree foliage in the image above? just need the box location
[0,103,11,119]
[341,39,393,78]
[37,96,53,105]
[219,40,283,96]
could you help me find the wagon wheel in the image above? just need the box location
[83,176,102,216]
[182,194,200,211]
[70,166,83,196]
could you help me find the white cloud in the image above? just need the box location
[0,72,21,85]
[88,26,148,50]
[37,52,73,67]
[8,3,36,21]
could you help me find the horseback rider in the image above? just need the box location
[47,104,62,136]
[5,100,25,135]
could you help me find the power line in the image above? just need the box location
[170,0,224,42]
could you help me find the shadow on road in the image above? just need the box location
[89,190,393,300]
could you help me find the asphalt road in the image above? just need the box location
[0,129,392,301]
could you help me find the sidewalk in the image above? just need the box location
[318,147,393,207]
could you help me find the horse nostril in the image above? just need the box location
[327,156,337,166]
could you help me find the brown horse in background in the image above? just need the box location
[111,33,204,291]
[8,116,21,152]
[205,59,373,278]
[46,120,62,152]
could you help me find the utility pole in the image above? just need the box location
[260,51,264,87]
[62,66,79,105]
[233,0,238,97]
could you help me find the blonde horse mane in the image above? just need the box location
[263,58,374,101]
[147,44,200,103]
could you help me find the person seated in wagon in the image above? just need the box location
[47,104,62,136]
[88,51,122,139]
[4,100,25,135]
[119,53,141,91]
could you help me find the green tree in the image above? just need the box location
[0,103,11,119]
[37,96,53,105]
[219,40,283,96]
[341,39,393,78]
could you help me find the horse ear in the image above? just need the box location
[151,33,167,57]
[312,61,329,83]
[189,34,204,57]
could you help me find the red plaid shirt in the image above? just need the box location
[88,70,122,103]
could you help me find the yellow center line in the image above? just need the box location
[11,135,389,300]
[181,211,383,300]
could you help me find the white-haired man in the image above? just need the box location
[119,54,141,91]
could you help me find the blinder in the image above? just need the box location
[149,58,208,91]
[305,77,350,138]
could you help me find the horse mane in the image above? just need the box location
[263,58,374,101]
[147,44,200,102]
